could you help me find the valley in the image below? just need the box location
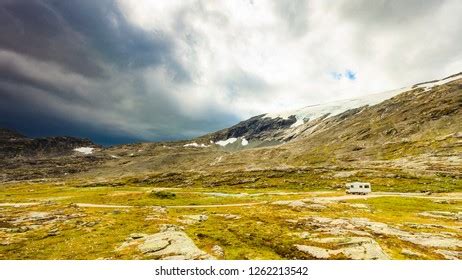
[0,73,461,260]
[0,167,461,260]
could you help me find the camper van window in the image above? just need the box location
[359,186,363,188]
[365,186,369,188]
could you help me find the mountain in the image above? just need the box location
[0,72,461,182]
[0,128,100,159]
[202,72,462,151]
[278,73,462,174]
[0,129,103,181]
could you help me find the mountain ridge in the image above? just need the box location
[199,72,462,148]
[0,71,461,182]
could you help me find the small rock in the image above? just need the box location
[307,204,327,210]
[349,203,369,209]
[295,245,331,259]
[83,221,99,227]
[215,214,241,220]
[180,214,208,224]
[404,223,442,229]
[419,211,460,220]
[433,200,455,205]
[152,206,168,214]
[129,233,148,240]
[288,201,307,208]
[1,240,11,246]
[159,224,184,232]
[435,249,462,260]
[212,245,224,257]
[333,171,358,178]
[47,228,60,237]
[453,132,462,138]
[401,249,425,258]
[271,200,292,206]
[298,232,310,239]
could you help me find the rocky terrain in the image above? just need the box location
[0,72,461,260]
[0,128,103,182]
[0,129,98,158]
[203,72,462,145]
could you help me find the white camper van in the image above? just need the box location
[346,182,371,195]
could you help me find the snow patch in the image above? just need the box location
[241,138,249,146]
[264,87,411,125]
[74,147,94,155]
[414,73,462,90]
[184,142,209,148]
[290,119,304,128]
[215,138,237,146]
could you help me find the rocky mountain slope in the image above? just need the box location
[0,72,461,182]
[67,71,461,183]
[0,129,103,181]
[282,74,462,171]
[0,128,99,159]
[202,72,462,149]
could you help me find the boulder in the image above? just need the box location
[435,249,461,260]
[296,237,389,260]
[212,245,225,257]
[295,245,331,259]
[419,211,461,220]
[139,231,214,260]
[215,214,241,220]
[401,249,426,258]
[180,214,208,224]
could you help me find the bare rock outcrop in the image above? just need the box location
[117,224,214,260]
[296,237,389,260]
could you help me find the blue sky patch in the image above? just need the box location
[345,69,357,80]
[331,69,356,81]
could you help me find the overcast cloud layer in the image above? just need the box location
[1,0,461,145]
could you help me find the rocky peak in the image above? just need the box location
[0,128,99,158]
[0,128,27,141]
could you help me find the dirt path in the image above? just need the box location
[314,192,462,202]
[1,192,460,209]
[0,202,40,207]
[75,203,133,208]
[166,201,267,209]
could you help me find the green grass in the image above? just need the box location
[1,170,461,260]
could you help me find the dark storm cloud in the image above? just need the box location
[49,0,190,80]
[0,0,233,144]
[0,0,185,78]
[0,92,141,146]
[0,0,104,78]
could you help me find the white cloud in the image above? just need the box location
[117,0,462,120]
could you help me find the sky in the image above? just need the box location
[1,0,461,145]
